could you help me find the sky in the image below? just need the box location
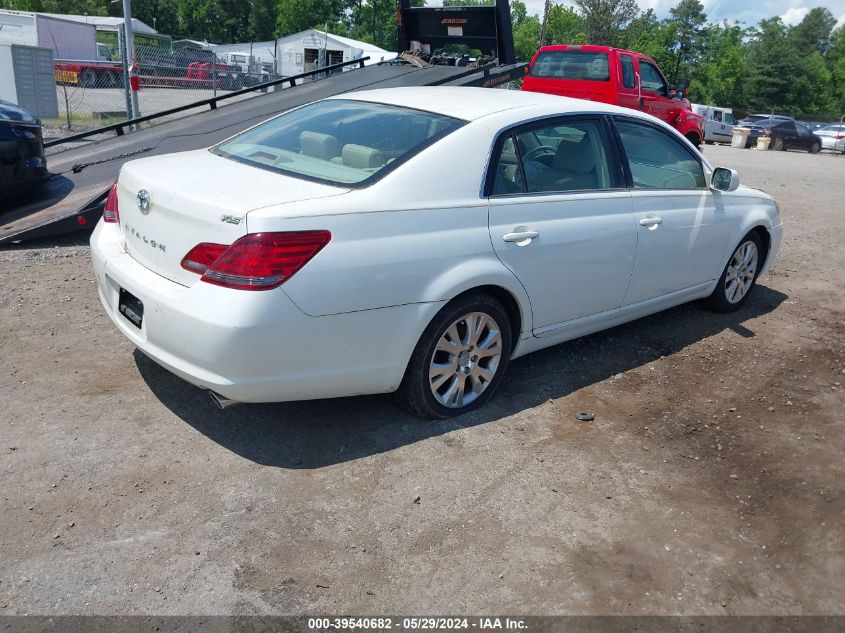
[520,0,845,30]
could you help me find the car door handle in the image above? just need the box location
[502,229,540,244]
[639,216,663,227]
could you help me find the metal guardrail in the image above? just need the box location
[44,56,370,148]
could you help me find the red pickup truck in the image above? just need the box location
[522,44,704,147]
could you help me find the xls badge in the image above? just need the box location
[136,189,151,214]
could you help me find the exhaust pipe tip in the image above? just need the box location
[209,390,239,410]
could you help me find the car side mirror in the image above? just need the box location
[711,167,740,192]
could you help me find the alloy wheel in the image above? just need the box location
[428,312,502,409]
[725,240,759,304]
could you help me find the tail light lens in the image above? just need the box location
[181,230,331,291]
[103,182,120,223]
[836,135,844,140]
[181,243,228,274]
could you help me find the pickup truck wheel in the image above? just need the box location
[685,133,701,148]
[80,69,97,88]
[397,294,512,419]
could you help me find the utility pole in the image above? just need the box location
[540,0,551,48]
[122,0,141,121]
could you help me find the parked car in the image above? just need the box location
[813,123,845,153]
[737,114,792,127]
[0,100,49,201]
[743,116,822,152]
[90,87,782,417]
[521,44,705,147]
[691,104,736,144]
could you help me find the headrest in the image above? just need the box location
[300,131,340,160]
[553,136,595,174]
[342,144,385,169]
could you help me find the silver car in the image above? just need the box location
[813,124,845,154]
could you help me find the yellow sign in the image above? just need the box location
[55,69,79,84]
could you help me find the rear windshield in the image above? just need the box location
[213,99,463,186]
[530,50,610,81]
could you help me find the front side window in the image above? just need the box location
[530,50,610,81]
[213,99,463,186]
[638,60,667,96]
[620,54,635,89]
[490,119,616,195]
[724,113,736,125]
[615,119,705,189]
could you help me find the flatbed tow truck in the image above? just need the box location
[0,0,525,246]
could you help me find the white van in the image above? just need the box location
[692,104,736,144]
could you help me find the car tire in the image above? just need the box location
[810,140,821,154]
[703,231,764,313]
[772,137,784,151]
[80,69,97,89]
[397,293,512,419]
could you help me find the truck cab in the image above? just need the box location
[691,104,736,144]
[522,44,704,147]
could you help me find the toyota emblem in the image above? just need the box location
[136,189,151,214]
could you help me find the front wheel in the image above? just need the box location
[397,294,512,419]
[703,232,764,313]
[809,140,821,154]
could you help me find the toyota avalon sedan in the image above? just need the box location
[91,87,783,418]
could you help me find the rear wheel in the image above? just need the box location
[772,137,784,151]
[397,294,512,419]
[703,232,764,313]
[79,69,97,88]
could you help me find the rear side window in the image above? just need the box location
[620,54,635,89]
[615,119,705,190]
[531,50,610,81]
[713,111,723,122]
[490,119,616,195]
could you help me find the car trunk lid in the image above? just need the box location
[116,149,348,287]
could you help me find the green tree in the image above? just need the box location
[545,4,586,45]
[790,7,836,54]
[666,0,707,80]
[572,0,638,45]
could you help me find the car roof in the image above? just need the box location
[332,86,643,122]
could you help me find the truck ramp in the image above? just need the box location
[0,62,506,245]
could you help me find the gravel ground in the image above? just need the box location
[0,144,843,615]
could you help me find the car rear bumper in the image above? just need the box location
[91,221,441,403]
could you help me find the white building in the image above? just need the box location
[274,29,394,77]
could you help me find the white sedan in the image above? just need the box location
[91,87,783,418]
[813,124,845,153]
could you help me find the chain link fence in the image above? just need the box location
[43,39,279,141]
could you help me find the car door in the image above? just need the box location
[720,112,736,142]
[617,53,640,111]
[487,116,637,334]
[794,122,813,150]
[777,121,797,148]
[612,117,733,305]
[636,58,674,124]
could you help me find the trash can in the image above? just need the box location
[731,127,751,148]
[756,136,771,151]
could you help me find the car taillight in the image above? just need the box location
[181,231,331,291]
[103,182,120,223]
[836,135,844,140]
[181,243,228,274]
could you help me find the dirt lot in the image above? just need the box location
[1,144,843,615]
